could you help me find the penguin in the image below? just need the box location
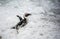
[11,13,31,33]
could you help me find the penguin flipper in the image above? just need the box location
[16,15,23,21]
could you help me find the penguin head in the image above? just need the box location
[24,13,31,17]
